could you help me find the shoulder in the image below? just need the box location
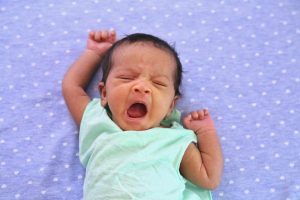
[80,98,106,125]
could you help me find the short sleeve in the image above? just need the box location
[79,98,120,166]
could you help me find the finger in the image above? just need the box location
[191,111,199,119]
[203,109,209,116]
[101,30,109,40]
[183,114,192,126]
[94,31,101,41]
[108,29,117,43]
[89,31,95,39]
[198,110,205,120]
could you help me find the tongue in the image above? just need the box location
[127,103,147,118]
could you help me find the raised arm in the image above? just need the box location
[180,109,223,190]
[62,30,116,126]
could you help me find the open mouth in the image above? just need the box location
[127,103,147,118]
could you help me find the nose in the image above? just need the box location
[132,81,151,94]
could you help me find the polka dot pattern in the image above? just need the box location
[0,1,299,199]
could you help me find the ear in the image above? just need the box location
[98,82,108,106]
[167,95,179,116]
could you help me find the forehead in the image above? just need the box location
[111,42,176,73]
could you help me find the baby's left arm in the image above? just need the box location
[180,109,223,190]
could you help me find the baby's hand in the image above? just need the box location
[87,29,116,56]
[183,109,216,135]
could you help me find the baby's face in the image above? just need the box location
[99,42,178,131]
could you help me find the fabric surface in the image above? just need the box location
[0,1,299,200]
[79,98,211,200]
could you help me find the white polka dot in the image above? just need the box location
[223,17,229,22]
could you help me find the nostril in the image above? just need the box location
[144,89,150,94]
[134,88,150,94]
[133,83,151,94]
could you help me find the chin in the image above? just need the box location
[120,123,154,131]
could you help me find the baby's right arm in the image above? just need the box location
[62,30,116,126]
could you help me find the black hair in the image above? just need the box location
[100,33,183,96]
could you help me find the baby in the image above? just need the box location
[62,30,223,200]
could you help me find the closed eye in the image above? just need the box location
[153,81,167,87]
[118,76,134,80]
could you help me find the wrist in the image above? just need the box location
[195,128,216,136]
[85,48,105,58]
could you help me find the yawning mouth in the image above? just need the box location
[127,103,147,118]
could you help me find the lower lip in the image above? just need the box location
[124,113,146,122]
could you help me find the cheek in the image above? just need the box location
[153,91,174,110]
[106,85,129,108]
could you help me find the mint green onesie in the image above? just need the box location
[79,98,212,200]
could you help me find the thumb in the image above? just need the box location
[183,114,192,128]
